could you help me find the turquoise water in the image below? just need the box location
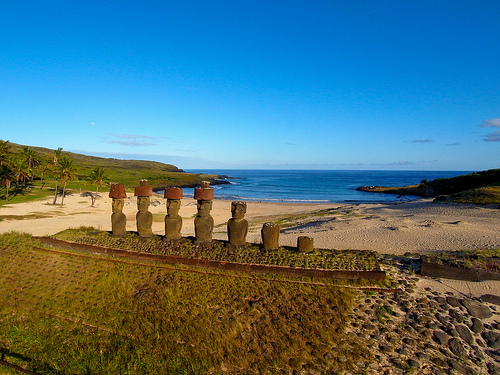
[185,170,471,203]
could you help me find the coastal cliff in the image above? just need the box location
[357,169,500,203]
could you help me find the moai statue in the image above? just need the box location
[227,201,248,247]
[297,236,314,253]
[109,183,127,237]
[164,187,183,241]
[135,180,153,237]
[194,181,214,244]
[261,222,280,250]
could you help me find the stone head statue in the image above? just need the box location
[196,199,213,217]
[165,187,183,217]
[227,201,248,247]
[134,180,153,237]
[137,195,150,212]
[167,198,181,215]
[112,197,124,214]
[194,182,214,243]
[231,201,247,220]
[109,183,127,237]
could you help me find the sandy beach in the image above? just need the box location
[1,192,498,255]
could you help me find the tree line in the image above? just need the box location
[0,140,108,205]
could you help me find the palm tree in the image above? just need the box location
[87,167,109,193]
[0,141,13,199]
[11,157,31,187]
[52,147,63,167]
[38,156,51,183]
[51,148,63,205]
[0,140,11,167]
[22,146,40,181]
[58,155,76,206]
[0,164,14,200]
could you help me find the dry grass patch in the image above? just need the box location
[0,232,372,374]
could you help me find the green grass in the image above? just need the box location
[425,248,500,273]
[445,186,500,205]
[0,183,54,206]
[0,231,370,374]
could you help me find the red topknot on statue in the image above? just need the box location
[194,181,214,201]
[134,179,153,196]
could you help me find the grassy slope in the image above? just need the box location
[9,142,226,189]
[1,143,227,205]
[0,232,371,374]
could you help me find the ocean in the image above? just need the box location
[185,170,471,204]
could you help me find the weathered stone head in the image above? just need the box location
[109,183,127,237]
[261,222,280,250]
[231,201,247,220]
[164,187,183,216]
[227,201,248,246]
[167,198,181,215]
[297,236,314,253]
[135,180,152,211]
[164,187,183,240]
[194,181,214,243]
[196,199,213,217]
[111,197,124,214]
[109,183,126,214]
[135,180,153,237]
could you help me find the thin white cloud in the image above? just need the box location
[108,139,157,147]
[404,139,434,144]
[108,133,155,140]
[447,142,459,146]
[480,118,500,128]
[105,133,170,147]
[479,118,500,141]
[483,131,500,142]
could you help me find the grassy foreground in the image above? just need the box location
[0,232,370,374]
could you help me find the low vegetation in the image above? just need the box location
[424,248,500,273]
[0,231,372,374]
[53,227,382,271]
[357,169,500,204]
[442,186,500,205]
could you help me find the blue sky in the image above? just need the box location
[1,0,499,170]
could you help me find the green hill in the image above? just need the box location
[1,142,228,203]
[356,169,500,204]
